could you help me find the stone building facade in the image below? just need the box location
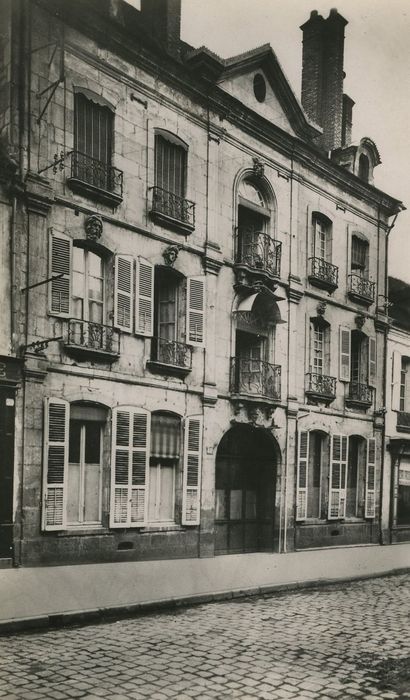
[0,0,403,567]
[383,277,410,544]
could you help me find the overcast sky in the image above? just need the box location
[129,0,410,282]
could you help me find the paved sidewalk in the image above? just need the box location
[0,543,409,632]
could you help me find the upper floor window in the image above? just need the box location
[312,214,332,262]
[67,92,123,206]
[339,327,376,407]
[358,154,370,183]
[151,132,195,231]
[400,357,410,413]
[308,214,338,292]
[306,318,335,403]
[351,235,369,278]
[73,247,104,324]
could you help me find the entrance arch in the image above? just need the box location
[215,424,277,554]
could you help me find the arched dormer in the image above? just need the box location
[332,137,381,185]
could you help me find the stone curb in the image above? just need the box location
[0,565,409,635]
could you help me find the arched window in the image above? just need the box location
[149,411,181,524]
[236,177,280,277]
[358,154,370,183]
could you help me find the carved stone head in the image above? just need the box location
[85,214,103,241]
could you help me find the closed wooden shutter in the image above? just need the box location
[392,350,402,411]
[114,255,133,332]
[187,277,205,346]
[368,337,377,387]
[296,431,309,521]
[339,326,351,381]
[135,258,154,336]
[365,438,376,518]
[110,407,150,528]
[49,229,72,317]
[182,416,202,525]
[328,434,348,519]
[42,398,69,531]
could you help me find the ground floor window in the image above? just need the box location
[398,459,410,526]
[148,412,181,524]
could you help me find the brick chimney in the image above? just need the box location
[140,0,181,60]
[301,8,349,152]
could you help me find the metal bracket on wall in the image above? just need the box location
[20,273,64,294]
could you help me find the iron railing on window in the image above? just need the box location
[151,186,195,227]
[348,274,375,302]
[230,357,281,400]
[67,319,120,355]
[309,257,338,287]
[152,337,192,369]
[306,372,336,397]
[70,151,123,197]
[347,382,373,404]
[236,229,282,278]
[397,412,410,431]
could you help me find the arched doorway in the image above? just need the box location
[215,425,277,554]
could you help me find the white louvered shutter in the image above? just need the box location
[328,434,348,519]
[42,398,69,531]
[365,438,376,518]
[339,327,351,381]
[187,277,205,346]
[114,255,133,332]
[296,431,309,521]
[135,258,154,336]
[182,415,203,525]
[49,229,72,316]
[392,351,402,410]
[110,407,150,528]
[368,337,377,387]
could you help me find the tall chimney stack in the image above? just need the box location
[140,0,181,60]
[301,8,349,152]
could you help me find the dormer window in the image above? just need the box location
[358,154,370,183]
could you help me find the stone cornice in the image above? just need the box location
[25,172,54,216]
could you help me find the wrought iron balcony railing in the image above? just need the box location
[306,372,336,398]
[346,382,373,405]
[230,357,281,401]
[69,151,123,199]
[151,186,195,229]
[348,274,375,303]
[66,319,120,359]
[151,337,192,370]
[308,257,338,290]
[235,229,281,278]
[397,412,410,432]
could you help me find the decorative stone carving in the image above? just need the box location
[317,301,327,316]
[230,399,278,428]
[85,214,103,241]
[252,157,265,179]
[355,313,366,329]
[163,244,181,266]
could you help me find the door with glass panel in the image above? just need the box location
[67,415,103,527]
[72,247,104,347]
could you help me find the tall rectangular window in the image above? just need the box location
[312,327,324,375]
[74,93,114,190]
[155,135,186,198]
[148,412,181,524]
[351,236,369,278]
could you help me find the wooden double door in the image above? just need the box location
[215,425,276,555]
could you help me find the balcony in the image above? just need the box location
[150,186,195,234]
[397,412,410,433]
[348,274,375,306]
[147,337,192,377]
[64,319,120,362]
[308,257,338,292]
[305,372,336,405]
[345,382,373,409]
[66,151,123,207]
[230,357,281,402]
[235,229,281,280]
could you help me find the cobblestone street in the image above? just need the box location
[1,574,409,700]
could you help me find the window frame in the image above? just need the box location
[72,246,105,324]
[67,419,104,528]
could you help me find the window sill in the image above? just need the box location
[305,389,336,406]
[308,274,338,293]
[141,524,185,533]
[56,527,108,537]
[146,360,191,378]
[67,177,123,208]
[64,342,120,364]
[347,290,374,307]
[297,518,369,525]
[149,209,195,235]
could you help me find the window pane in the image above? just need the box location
[84,462,100,522]
[84,422,101,463]
[230,490,242,520]
[67,462,80,524]
[245,490,257,519]
[307,433,321,518]
[148,462,175,522]
[215,489,228,519]
[69,420,81,463]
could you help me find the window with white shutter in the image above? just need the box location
[339,326,351,381]
[187,277,205,346]
[114,255,133,332]
[42,398,69,531]
[368,337,377,387]
[182,415,203,525]
[328,434,348,519]
[365,437,376,518]
[49,230,72,317]
[296,431,309,521]
[135,258,154,336]
[110,407,150,528]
